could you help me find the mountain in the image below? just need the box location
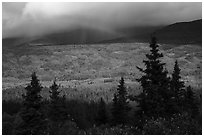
[2,19,202,48]
[154,19,202,44]
[2,27,123,48]
[29,27,123,45]
[100,26,162,43]
[2,37,35,52]
[103,19,202,44]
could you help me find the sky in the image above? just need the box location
[2,2,202,38]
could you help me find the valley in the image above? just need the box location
[2,42,202,101]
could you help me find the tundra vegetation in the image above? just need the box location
[2,37,202,135]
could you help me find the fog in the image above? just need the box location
[3,2,202,38]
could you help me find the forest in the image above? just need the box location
[2,37,202,135]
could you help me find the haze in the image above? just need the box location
[2,2,202,38]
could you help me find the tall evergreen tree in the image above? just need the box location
[169,60,185,113]
[111,92,118,124]
[96,97,108,125]
[111,77,130,125]
[136,37,170,118]
[48,80,68,134]
[184,86,198,118]
[170,60,185,99]
[16,72,46,135]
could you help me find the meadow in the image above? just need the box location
[3,42,202,101]
[2,42,202,135]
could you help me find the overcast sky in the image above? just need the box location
[2,2,202,38]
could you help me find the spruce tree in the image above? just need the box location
[48,80,68,134]
[16,72,46,135]
[171,60,185,98]
[136,37,170,118]
[96,97,108,125]
[111,92,118,124]
[169,60,185,113]
[111,77,130,125]
[185,86,198,118]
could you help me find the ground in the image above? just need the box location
[2,42,202,101]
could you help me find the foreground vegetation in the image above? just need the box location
[2,37,202,135]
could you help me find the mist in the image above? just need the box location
[2,2,202,38]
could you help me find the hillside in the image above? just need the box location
[154,19,202,44]
[2,19,202,47]
[29,27,123,45]
[103,19,202,45]
[3,42,201,89]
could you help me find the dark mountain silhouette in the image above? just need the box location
[2,37,35,53]
[100,26,162,43]
[154,19,202,44]
[3,37,28,48]
[2,19,202,48]
[103,19,202,45]
[2,27,122,48]
[29,27,123,45]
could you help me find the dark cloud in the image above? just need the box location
[2,2,202,38]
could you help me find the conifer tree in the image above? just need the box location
[48,80,68,134]
[136,37,170,117]
[111,77,130,125]
[171,60,185,99]
[16,72,46,135]
[185,86,198,118]
[111,93,118,124]
[96,97,108,125]
[169,60,185,113]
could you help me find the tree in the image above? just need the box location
[15,72,46,135]
[48,80,68,134]
[169,60,185,113]
[184,86,198,118]
[136,37,170,118]
[111,77,130,125]
[96,97,108,125]
[171,60,185,98]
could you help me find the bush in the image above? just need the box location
[142,113,202,135]
[86,125,141,135]
[142,117,171,135]
[2,100,22,115]
[2,122,14,135]
[2,113,16,135]
[58,120,82,135]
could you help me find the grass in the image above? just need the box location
[2,42,202,101]
[3,80,141,103]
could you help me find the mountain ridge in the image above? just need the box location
[2,19,202,48]
[154,19,202,44]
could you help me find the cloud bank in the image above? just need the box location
[2,2,202,38]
